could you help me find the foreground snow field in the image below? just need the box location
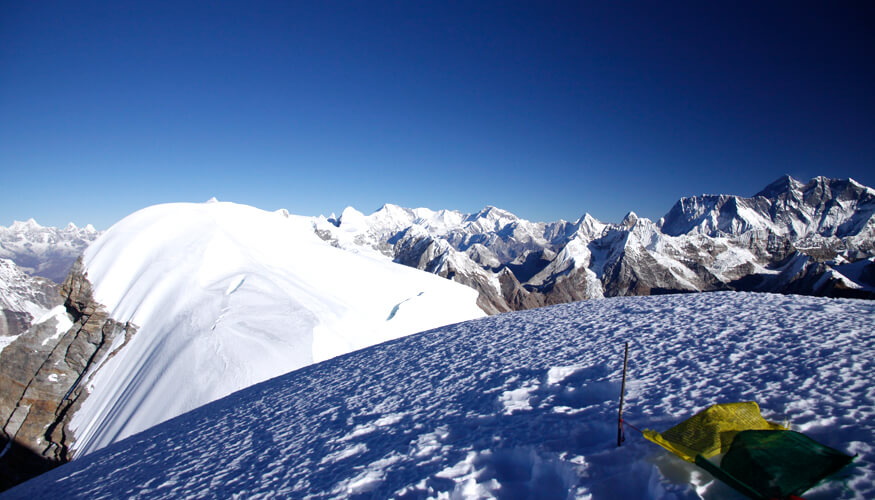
[5,292,874,499]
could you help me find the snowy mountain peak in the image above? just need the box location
[375,203,409,215]
[466,205,517,223]
[463,206,520,234]
[755,174,804,198]
[575,213,606,237]
[63,201,485,456]
[576,213,596,224]
[660,176,875,242]
[337,206,368,231]
[621,211,639,228]
[10,218,42,230]
[371,204,420,228]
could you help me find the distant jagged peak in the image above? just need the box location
[575,212,600,225]
[370,204,421,226]
[661,175,874,239]
[466,205,519,223]
[336,206,368,232]
[9,218,43,230]
[2,218,99,235]
[621,211,639,228]
[575,213,606,236]
[755,175,804,198]
[370,204,466,230]
[373,203,411,217]
[206,197,220,204]
[61,221,98,233]
[755,175,874,200]
[803,176,875,198]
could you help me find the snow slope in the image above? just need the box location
[67,201,484,457]
[7,292,873,499]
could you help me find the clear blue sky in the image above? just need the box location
[2,1,873,229]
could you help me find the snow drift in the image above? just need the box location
[67,201,484,456]
[6,292,873,499]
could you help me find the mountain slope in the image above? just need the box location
[0,259,60,344]
[5,292,872,499]
[0,201,484,472]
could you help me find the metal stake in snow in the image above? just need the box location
[617,341,629,447]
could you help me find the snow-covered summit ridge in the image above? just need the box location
[8,292,873,499]
[70,200,484,456]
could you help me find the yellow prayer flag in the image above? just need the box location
[643,401,785,463]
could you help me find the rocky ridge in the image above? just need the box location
[0,258,135,490]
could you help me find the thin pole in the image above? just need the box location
[617,341,629,447]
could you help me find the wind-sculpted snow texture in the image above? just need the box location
[6,292,874,499]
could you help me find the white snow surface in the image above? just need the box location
[35,305,74,346]
[7,292,874,499]
[69,201,484,457]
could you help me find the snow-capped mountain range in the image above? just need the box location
[5,292,873,499]
[315,175,875,312]
[0,220,100,284]
[0,174,873,491]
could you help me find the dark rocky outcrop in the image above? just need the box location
[0,257,137,491]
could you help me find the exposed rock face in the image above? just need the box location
[0,257,136,490]
[0,311,30,342]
